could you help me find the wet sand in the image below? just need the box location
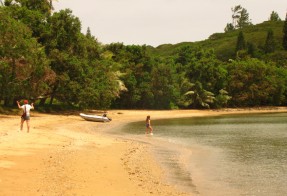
[1,108,287,195]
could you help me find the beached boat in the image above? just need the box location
[79,113,111,122]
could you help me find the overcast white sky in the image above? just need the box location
[54,0,286,46]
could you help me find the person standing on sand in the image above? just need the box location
[16,100,34,133]
[146,115,153,135]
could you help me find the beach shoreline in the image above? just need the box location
[1,107,287,195]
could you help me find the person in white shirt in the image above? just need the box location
[16,100,34,133]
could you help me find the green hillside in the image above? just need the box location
[149,21,285,61]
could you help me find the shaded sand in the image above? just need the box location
[1,108,287,196]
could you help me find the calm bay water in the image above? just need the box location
[118,112,287,196]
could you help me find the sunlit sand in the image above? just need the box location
[1,108,286,195]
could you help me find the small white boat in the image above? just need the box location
[80,113,111,122]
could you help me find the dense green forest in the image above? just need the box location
[1,1,287,111]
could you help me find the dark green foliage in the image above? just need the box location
[236,31,246,51]
[269,11,281,22]
[237,8,252,28]
[0,3,118,109]
[225,5,252,32]
[247,42,256,57]
[227,59,287,106]
[153,21,284,61]
[78,60,121,109]
[181,81,216,109]
[265,29,275,53]
[264,51,287,67]
[12,0,51,16]
[283,14,287,50]
[0,8,52,106]
[174,47,229,108]
[109,45,155,109]
[1,3,287,110]
[151,63,180,109]
[224,23,235,32]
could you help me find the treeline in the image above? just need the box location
[0,1,120,109]
[1,1,287,110]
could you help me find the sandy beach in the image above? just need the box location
[1,108,287,196]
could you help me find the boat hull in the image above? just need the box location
[80,113,111,122]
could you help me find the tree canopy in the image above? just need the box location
[1,3,287,110]
[225,5,252,32]
[283,13,287,50]
[269,11,281,22]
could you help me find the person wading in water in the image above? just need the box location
[146,115,153,135]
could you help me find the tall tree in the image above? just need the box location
[269,11,281,22]
[231,5,242,28]
[237,8,252,28]
[225,5,252,31]
[224,23,235,32]
[0,9,53,106]
[85,27,101,61]
[110,45,153,109]
[175,47,228,108]
[6,0,51,16]
[185,49,227,93]
[236,31,246,51]
[3,0,51,43]
[48,0,58,13]
[283,13,287,50]
[224,5,241,32]
[78,59,123,109]
[151,63,179,109]
[247,42,256,57]
[265,29,275,53]
[44,9,85,105]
